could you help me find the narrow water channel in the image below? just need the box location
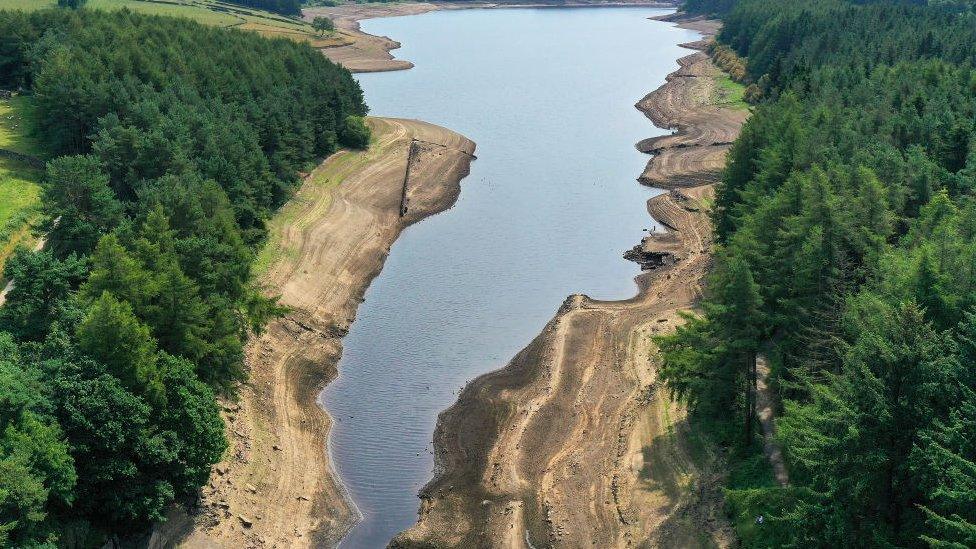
[320,8,700,547]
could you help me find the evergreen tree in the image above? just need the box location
[41,156,123,256]
[778,300,960,545]
[0,334,75,548]
[75,292,164,406]
[0,250,88,341]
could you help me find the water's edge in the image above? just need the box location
[323,9,699,547]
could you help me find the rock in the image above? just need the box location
[623,245,677,270]
[245,483,257,493]
[238,515,253,528]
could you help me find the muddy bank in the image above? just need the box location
[303,3,441,73]
[305,1,678,73]
[165,118,474,548]
[392,16,742,548]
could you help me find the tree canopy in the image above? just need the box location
[0,7,369,545]
[658,0,976,545]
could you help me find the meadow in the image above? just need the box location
[0,97,43,271]
[0,0,348,46]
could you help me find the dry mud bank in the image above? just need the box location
[392,16,743,548]
[303,3,441,73]
[169,118,474,548]
[305,1,678,73]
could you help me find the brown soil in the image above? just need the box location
[164,118,475,549]
[304,3,441,73]
[306,1,680,73]
[392,17,744,549]
[635,51,748,180]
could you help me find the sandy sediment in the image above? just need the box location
[163,118,474,549]
[392,16,743,548]
[304,3,441,73]
[306,1,680,73]
[635,52,748,171]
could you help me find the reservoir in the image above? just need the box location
[320,8,700,547]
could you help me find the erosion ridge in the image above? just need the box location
[165,118,475,548]
[391,15,743,548]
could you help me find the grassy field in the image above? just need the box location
[0,0,349,47]
[713,75,749,111]
[0,96,45,158]
[0,97,43,272]
[0,159,41,272]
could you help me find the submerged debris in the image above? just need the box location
[623,245,678,270]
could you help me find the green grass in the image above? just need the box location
[0,160,40,229]
[0,96,45,159]
[0,157,42,270]
[713,75,750,111]
[252,123,382,277]
[683,412,797,549]
[0,0,342,45]
[0,97,43,272]
[0,0,51,8]
[250,155,345,277]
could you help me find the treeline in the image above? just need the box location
[227,0,303,16]
[658,0,976,546]
[0,8,367,546]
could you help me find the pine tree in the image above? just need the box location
[75,292,164,406]
[778,300,961,545]
[712,255,764,443]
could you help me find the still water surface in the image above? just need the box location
[321,8,699,547]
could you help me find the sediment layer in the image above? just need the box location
[164,118,475,548]
[304,3,441,73]
[635,49,748,182]
[392,16,742,548]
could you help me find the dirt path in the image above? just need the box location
[392,16,743,548]
[160,118,474,549]
[756,355,789,487]
[305,1,679,73]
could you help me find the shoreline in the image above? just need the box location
[166,118,475,548]
[304,1,680,73]
[391,15,743,548]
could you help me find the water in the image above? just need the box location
[320,8,699,547]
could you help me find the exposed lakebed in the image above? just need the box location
[320,8,699,547]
